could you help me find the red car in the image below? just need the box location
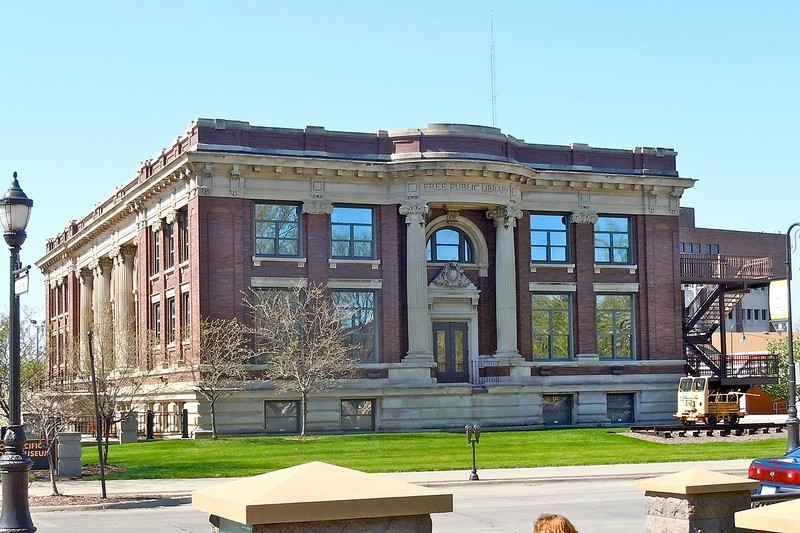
[748,448,800,494]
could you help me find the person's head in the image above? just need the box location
[533,513,578,533]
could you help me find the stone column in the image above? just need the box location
[399,203,433,361]
[91,257,113,358]
[78,268,94,369]
[110,245,136,331]
[486,204,523,359]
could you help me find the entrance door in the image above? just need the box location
[433,322,469,383]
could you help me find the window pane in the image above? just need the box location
[264,401,299,434]
[531,214,569,263]
[532,294,572,360]
[341,399,375,431]
[595,216,630,264]
[254,203,300,257]
[596,294,634,360]
[607,393,634,423]
[427,227,475,263]
[333,290,377,362]
[331,207,374,258]
[543,394,572,425]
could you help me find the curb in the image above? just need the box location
[32,495,191,513]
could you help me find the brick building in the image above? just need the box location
[37,119,714,435]
[679,207,786,334]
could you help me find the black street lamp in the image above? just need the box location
[465,424,481,481]
[785,222,800,453]
[0,172,35,533]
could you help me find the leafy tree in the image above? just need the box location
[761,336,800,404]
[245,282,359,436]
[191,317,252,439]
[0,308,45,424]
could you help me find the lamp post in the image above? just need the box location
[465,424,481,481]
[785,222,800,453]
[0,172,34,533]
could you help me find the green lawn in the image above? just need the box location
[81,428,788,480]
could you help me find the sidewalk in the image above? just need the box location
[29,459,754,501]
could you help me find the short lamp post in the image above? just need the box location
[0,172,35,533]
[785,222,800,453]
[465,424,481,481]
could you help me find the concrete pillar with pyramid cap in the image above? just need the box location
[191,461,453,532]
[735,499,800,532]
[635,468,760,533]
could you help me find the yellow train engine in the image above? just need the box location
[674,376,747,426]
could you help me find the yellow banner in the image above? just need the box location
[770,280,789,321]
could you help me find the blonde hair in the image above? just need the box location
[533,513,579,533]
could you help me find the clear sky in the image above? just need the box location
[1,0,798,320]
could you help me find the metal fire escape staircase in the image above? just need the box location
[680,254,778,388]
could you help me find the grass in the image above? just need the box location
[81,428,789,480]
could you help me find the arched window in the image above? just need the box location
[426,228,474,263]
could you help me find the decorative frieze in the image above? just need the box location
[302,200,333,215]
[570,210,598,224]
[432,263,473,288]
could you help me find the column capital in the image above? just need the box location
[486,204,522,228]
[399,203,429,225]
[164,209,179,224]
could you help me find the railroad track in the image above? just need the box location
[630,422,786,439]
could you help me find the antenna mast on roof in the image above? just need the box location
[490,9,497,128]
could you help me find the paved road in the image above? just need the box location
[31,477,645,532]
[27,459,759,532]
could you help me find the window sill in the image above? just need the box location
[530,262,575,273]
[593,263,637,274]
[329,258,380,270]
[253,256,306,267]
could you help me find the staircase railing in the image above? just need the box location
[681,254,772,281]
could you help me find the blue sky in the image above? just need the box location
[1,1,798,319]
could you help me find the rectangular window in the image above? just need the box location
[531,294,572,360]
[254,203,301,257]
[179,210,190,263]
[596,294,634,359]
[542,394,572,426]
[332,290,377,362]
[341,399,375,431]
[607,393,635,423]
[594,216,630,264]
[705,244,711,254]
[165,222,175,269]
[151,229,161,273]
[331,206,374,258]
[686,242,693,253]
[151,302,161,344]
[264,400,300,434]
[746,309,752,320]
[679,242,685,253]
[181,291,190,341]
[166,297,176,344]
[713,244,720,254]
[530,213,568,262]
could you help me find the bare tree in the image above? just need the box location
[23,384,80,496]
[245,282,359,436]
[76,314,158,464]
[191,317,252,439]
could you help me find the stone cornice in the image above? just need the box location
[36,129,696,274]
